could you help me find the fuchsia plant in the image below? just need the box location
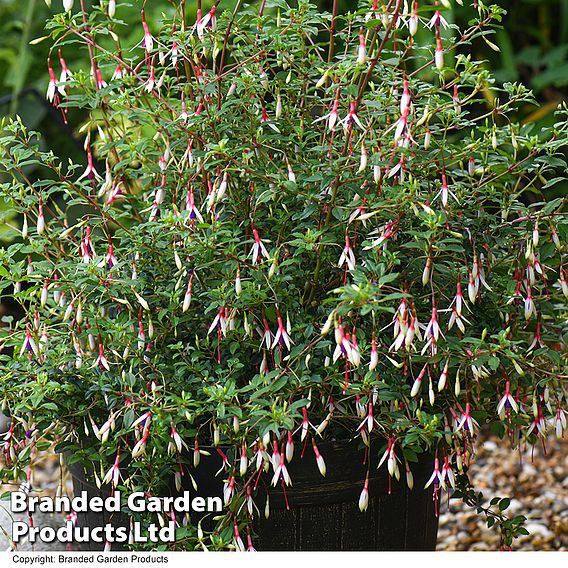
[1,0,568,551]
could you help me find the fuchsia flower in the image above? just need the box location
[141,10,154,54]
[364,220,397,249]
[102,450,121,489]
[94,337,110,371]
[332,320,353,364]
[369,338,378,371]
[524,286,536,320]
[408,2,419,36]
[208,306,228,336]
[437,359,449,392]
[105,242,117,270]
[260,318,273,349]
[394,105,410,144]
[497,381,519,419]
[338,233,356,271]
[410,363,428,397]
[58,50,72,85]
[455,402,478,434]
[249,228,270,264]
[554,407,567,439]
[246,530,256,552]
[95,68,107,90]
[137,318,145,350]
[527,405,547,438]
[359,476,369,512]
[271,308,292,350]
[131,412,152,458]
[435,36,444,70]
[37,202,45,235]
[78,145,101,182]
[378,436,400,480]
[426,9,449,30]
[424,456,445,490]
[453,84,461,113]
[105,180,122,205]
[178,98,189,122]
[314,88,341,131]
[441,456,455,489]
[405,461,414,490]
[80,226,96,263]
[357,400,375,434]
[312,441,326,476]
[145,60,156,93]
[20,327,39,358]
[357,28,367,65]
[300,407,311,442]
[233,521,245,552]
[185,188,203,223]
[285,431,294,462]
[46,63,57,103]
[341,101,364,131]
[452,275,464,316]
[171,40,179,66]
[112,63,125,81]
[196,5,217,41]
[271,449,292,487]
[422,304,442,355]
[168,423,187,455]
[433,174,458,207]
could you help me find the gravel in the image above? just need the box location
[437,429,568,551]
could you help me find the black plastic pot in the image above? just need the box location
[68,440,438,551]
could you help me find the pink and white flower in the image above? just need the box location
[313,88,341,131]
[497,381,519,419]
[424,457,445,490]
[359,477,369,512]
[94,338,110,371]
[20,327,39,358]
[249,228,270,264]
[455,402,478,434]
[338,233,356,271]
[426,9,449,30]
[341,101,364,131]
[271,309,292,350]
[312,441,326,476]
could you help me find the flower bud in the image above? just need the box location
[358,478,369,512]
[435,37,444,70]
[285,432,294,462]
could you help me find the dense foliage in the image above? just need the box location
[1,0,568,550]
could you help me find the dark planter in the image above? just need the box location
[193,439,439,551]
[67,440,439,551]
[66,458,131,552]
